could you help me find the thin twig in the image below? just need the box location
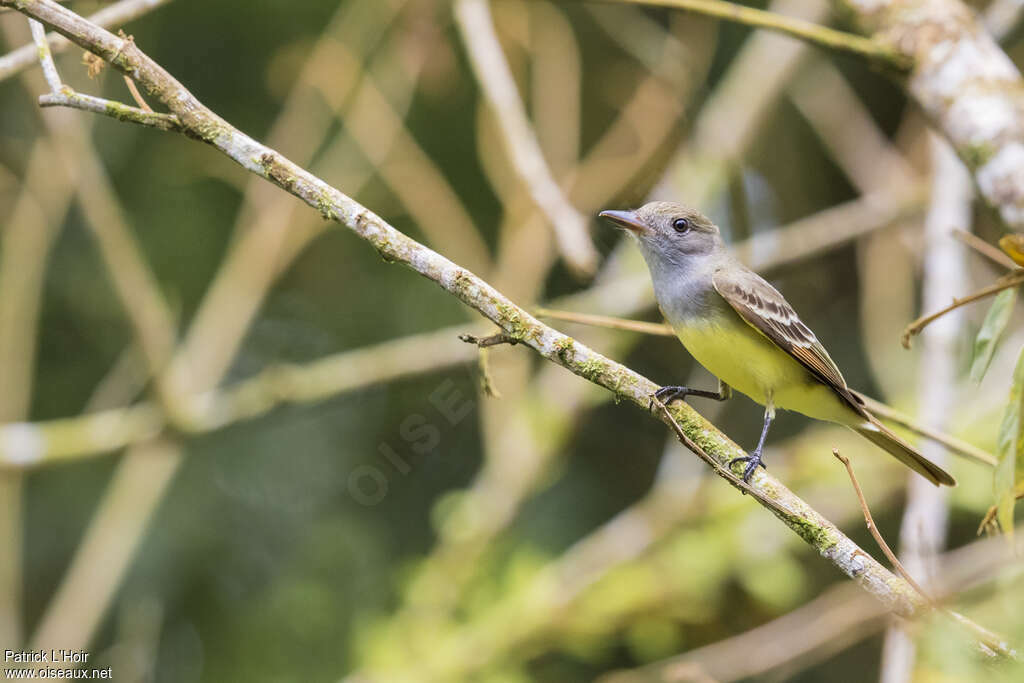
[598,0,910,68]
[121,75,152,111]
[535,308,675,336]
[28,19,62,92]
[833,449,934,602]
[901,271,1024,348]
[39,89,182,130]
[834,449,1019,660]
[953,229,1019,270]
[459,331,519,348]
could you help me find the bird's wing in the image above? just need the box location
[712,268,865,411]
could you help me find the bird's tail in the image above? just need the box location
[853,416,956,487]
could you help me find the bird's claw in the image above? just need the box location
[728,450,767,483]
[650,385,688,411]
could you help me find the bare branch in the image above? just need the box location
[901,270,1024,348]
[535,308,675,336]
[459,331,519,348]
[833,449,933,601]
[604,0,909,67]
[953,229,1019,270]
[28,18,62,92]
[121,74,152,111]
[0,0,172,83]
[454,0,599,276]
[855,393,996,467]
[836,447,1018,662]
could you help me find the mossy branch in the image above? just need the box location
[3,0,932,621]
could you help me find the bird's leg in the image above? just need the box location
[651,379,731,410]
[729,401,774,482]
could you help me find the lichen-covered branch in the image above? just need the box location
[835,0,1024,231]
[39,89,182,131]
[3,0,929,620]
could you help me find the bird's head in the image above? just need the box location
[599,201,723,269]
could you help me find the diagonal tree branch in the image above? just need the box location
[0,0,936,623]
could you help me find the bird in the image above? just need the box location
[599,201,955,486]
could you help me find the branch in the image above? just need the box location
[28,18,61,92]
[953,229,1019,271]
[901,270,1024,348]
[23,26,184,415]
[4,0,933,625]
[835,0,1024,233]
[39,89,182,131]
[600,534,1019,683]
[836,449,1018,661]
[459,331,519,348]
[454,0,598,276]
[535,308,675,336]
[0,324,481,466]
[0,0,172,83]
[599,0,910,68]
[833,450,933,602]
[855,393,996,467]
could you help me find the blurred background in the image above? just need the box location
[1,0,1023,681]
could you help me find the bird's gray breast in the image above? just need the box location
[649,257,722,327]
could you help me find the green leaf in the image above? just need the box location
[971,288,1017,383]
[994,343,1024,538]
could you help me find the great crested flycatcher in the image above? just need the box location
[600,201,955,486]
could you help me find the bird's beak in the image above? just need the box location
[599,209,645,233]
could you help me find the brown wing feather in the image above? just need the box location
[712,268,866,414]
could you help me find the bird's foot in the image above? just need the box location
[650,385,689,410]
[728,449,767,483]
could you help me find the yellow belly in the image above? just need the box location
[675,315,859,426]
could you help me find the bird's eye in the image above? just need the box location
[672,218,691,234]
